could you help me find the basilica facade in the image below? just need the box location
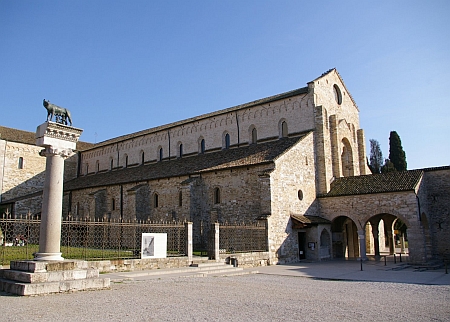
[1,69,448,264]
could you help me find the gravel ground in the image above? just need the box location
[2,274,450,321]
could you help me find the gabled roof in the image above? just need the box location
[320,170,424,198]
[0,125,94,151]
[65,133,310,191]
[310,68,358,110]
[90,87,309,149]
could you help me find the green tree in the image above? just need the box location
[389,131,407,171]
[369,139,383,174]
[381,158,396,173]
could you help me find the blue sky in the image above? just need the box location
[1,1,449,169]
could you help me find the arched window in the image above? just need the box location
[251,127,257,144]
[141,151,145,165]
[96,160,100,173]
[124,155,128,168]
[85,164,89,175]
[281,121,288,138]
[178,191,182,207]
[153,193,159,208]
[111,198,116,211]
[200,139,205,154]
[110,158,114,170]
[178,143,183,158]
[18,157,24,169]
[333,84,342,105]
[214,187,221,204]
[223,133,230,149]
[158,147,163,162]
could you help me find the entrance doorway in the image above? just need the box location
[298,232,306,259]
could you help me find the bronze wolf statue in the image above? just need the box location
[43,99,73,126]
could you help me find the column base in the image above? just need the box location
[34,252,64,261]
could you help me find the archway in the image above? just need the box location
[341,138,354,177]
[319,229,331,260]
[331,216,359,258]
[365,213,408,259]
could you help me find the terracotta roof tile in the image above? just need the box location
[321,170,424,197]
[65,134,310,191]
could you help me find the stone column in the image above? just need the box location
[357,229,367,260]
[185,222,193,263]
[370,221,381,260]
[34,122,82,261]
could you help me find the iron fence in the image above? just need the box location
[0,212,186,265]
[219,221,268,253]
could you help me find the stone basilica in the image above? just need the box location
[1,69,449,264]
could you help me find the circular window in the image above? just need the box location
[297,190,304,201]
[333,84,342,105]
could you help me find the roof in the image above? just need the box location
[64,134,310,191]
[0,125,94,151]
[321,170,424,198]
[311,68,358,110]
[291,214,331,225]
[89,87,309,150]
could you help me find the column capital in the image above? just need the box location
[39,147,75,159]
[36,121,83,151]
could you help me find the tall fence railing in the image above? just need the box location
[0,213,186,265]
[219,221,268,253]
[0,213,269,265]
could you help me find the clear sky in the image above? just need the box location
[1,1,449,170]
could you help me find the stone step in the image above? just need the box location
[190,262,229,268]
[0,276,110,296]
[0,268,99,283]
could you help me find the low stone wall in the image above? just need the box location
[85,252,270,273]
[220,252,270,268]
[87,257,195,273]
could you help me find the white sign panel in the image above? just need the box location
[141,233,167,258]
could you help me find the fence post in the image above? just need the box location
[209,223,220,262]
[185,222,193,263]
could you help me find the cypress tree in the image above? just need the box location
[369,139,383,174]
[389,131,407,171]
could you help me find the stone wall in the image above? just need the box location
[0,140,46,203]
[319,191,426,263]
[419,168,450,259]
[268,133,319,264]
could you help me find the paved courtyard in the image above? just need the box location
[1,261,450,321]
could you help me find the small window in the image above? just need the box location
[179,143,183,158]
[214,187,221,204]
[18,157,24,169]
[178,191,182,207]
[154,193,159,208]
[110,159,114,170]
[251,128,257,144]
[200,139,205,154]
[225,133,230,149]
[112,198,116,211]
[159,148,163,161]
[141,151,145,165]
[298,190,303,201]
[281,121,288,138]
[96,161,100,173]
[333,84,342,105]
[124,155,128,168]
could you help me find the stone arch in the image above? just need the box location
[331,216,359,259]
[341,138,354,177]
[319,228,331,260]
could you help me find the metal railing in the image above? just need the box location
[0,212,186,265]
[219,221,268,253]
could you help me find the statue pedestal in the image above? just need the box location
[34,122,82,261]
